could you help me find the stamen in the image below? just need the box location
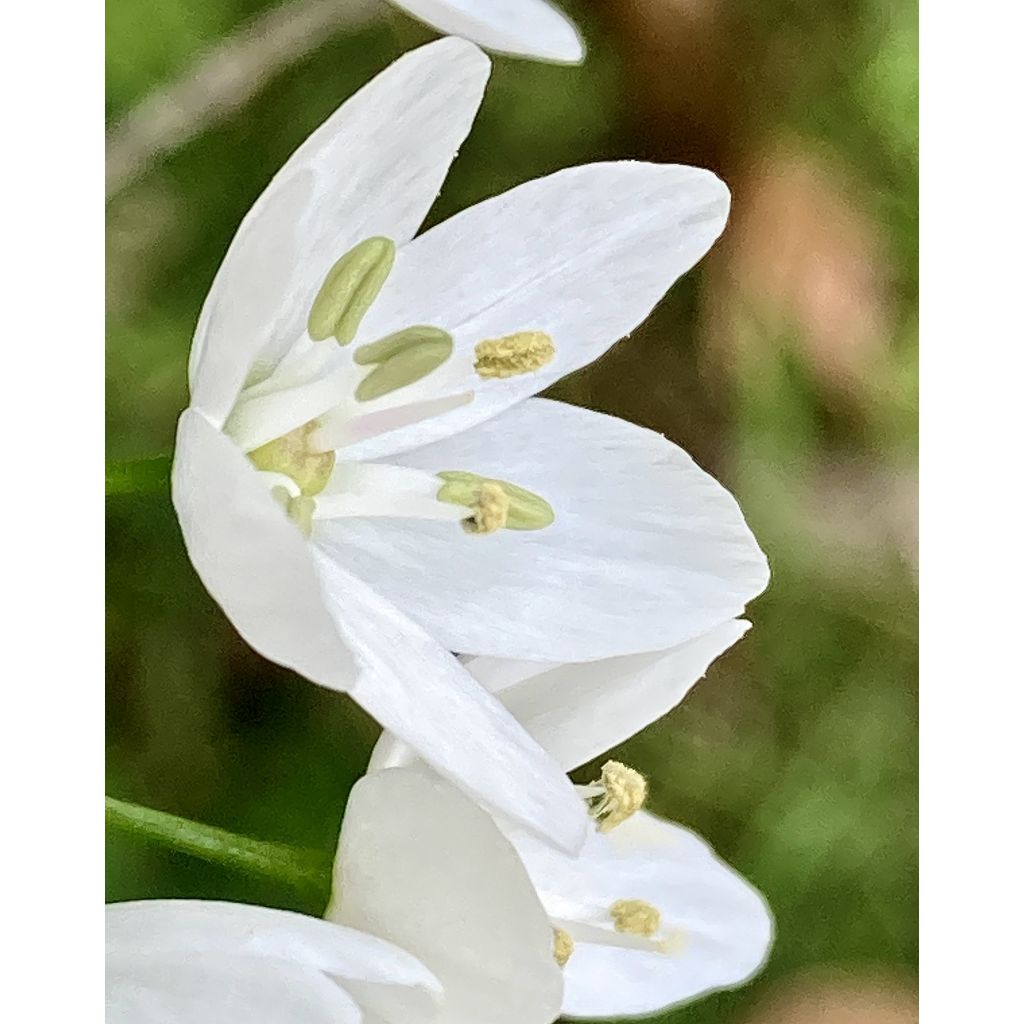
[474,331,555,379]
[249,421,335,496]
[584,760,647,832]
[553,928,575,968]
[436,471,555,532]
[287,495,316,538]
[353,326,453,402]
[465,481,510,534]
[610,900,661,938]
[307,237,395,345]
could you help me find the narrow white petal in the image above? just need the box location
[510,813,773,1019]
[345,162,730,460]
[467,620,752,770]
[189,38,491,427]
[171,409,359,690]
[329,767,564,1024]
[318,399,768,660]
[107,900,443,1023]
[311,550,587,854]
[389,0,584,63]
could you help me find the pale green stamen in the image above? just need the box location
[436,471,555,532]
[353,326,454,402]
[250,421,335,496]
[308,237,395,345]
[474,331,555,379]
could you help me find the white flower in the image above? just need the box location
[173,38,766,852]
[327,766,564,1024]
[386,0,584,64]
[108,769,562,1024]
[367,622,773,1018]
[106,900,442,1023]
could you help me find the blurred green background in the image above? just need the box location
[106,1,918,1021]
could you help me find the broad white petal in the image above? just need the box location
[189,38,491,427]
[171,408,359,690]
[107,899,443,1024]
[510,813,773,1019]
[172,409,583,853]
[107,954,362,1024]
[467,620,751,771]
[371,621,749,773]
[389,0,584,63]
[318,399,768,660]
[311,550,586,854]
[329,767,564,1024]
[345,162,729,460]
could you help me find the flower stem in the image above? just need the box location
[106,456,171,496]
[106,796,332,895]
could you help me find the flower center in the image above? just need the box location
[609,899,661,938]
[474,331,555,379]
[581,760,648,832]
[552,927,575,968]
[249,421,335,496]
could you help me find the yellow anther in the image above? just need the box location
[464,480,511,535]
[474,331,555,379]
[586,760,647,832]
[249,421,335,496]
[610,899,661,938]
[553,928,575,968]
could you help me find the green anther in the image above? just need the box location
[250,421,335,496]
[307,237,396,345]
[437,471,555,531]
[288,495,316,537]
[354,325,452,365]
[354,332,453,402]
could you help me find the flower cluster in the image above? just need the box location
[108,8,773,1023]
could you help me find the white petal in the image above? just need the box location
[329,767,564,1024]
[172,408,584,853]
[510,813,773,1019]
[189,38,491,427]
[388,0,584,63]
[344,162,729,461]
[317,399,769,660]
[107,899,443,1024]
[107,954,362,1024]
[171,408,359,690]
[467,620,752,770]
[311,550,586,854]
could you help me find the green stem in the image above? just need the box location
[106,456,171,496]
[106,796,332,895]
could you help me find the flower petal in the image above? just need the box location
[173,410,584,853]
[371,621,750,774]
[172,408,360,689]
[311,550,587,854]
[328,766,565,1024]
[509,813,774,1019]
[189,38,491,427]
[107,899,443,1024]
[317,399,769,660]
[344,162,729,460]
[466,619,752,771]
[388,0,584,64]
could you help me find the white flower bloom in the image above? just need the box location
[108,769,562,1024]
[106,900,442,1024]
[386,0,584,64]
[327,766,564,1024]
[368,623,773,1018]
[173,39,765,852]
